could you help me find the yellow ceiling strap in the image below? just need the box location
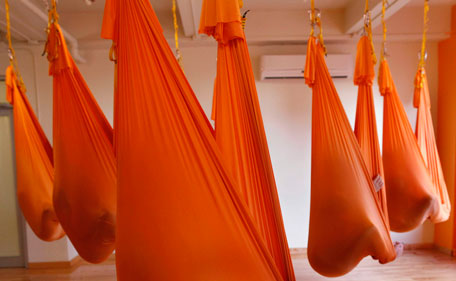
[419,0,429,69]
[380,0,387,62]
[4,0,26,93]
[364,0,377,64]
[172,0,183,69]
[310,0,315,36]
[310,0,327,55]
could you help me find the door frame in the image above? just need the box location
[0,100,28,268]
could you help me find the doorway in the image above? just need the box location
[0,79,27,268]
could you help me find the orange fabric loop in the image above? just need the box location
[5,66,65,242]
[102,0,287,279]
[304,36,395,277]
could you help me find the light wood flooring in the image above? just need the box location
[0,249,455,280]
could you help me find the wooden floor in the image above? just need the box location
[0,249,455,280]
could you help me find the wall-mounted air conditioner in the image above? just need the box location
[260,54,353,80]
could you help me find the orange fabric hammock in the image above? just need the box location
[199,1,295,280]
[354,36,389,224]
[414,68,451,221]
[5,66,65,242]
[102,0,284,280]
[304,36,395,277]
[45,22,116,264]
[379,60,441,232]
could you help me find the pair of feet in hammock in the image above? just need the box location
[394,242,404,257]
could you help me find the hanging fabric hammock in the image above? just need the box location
[44,1,117,264]
[101,0,284,280]
[4,0,64,242]
[5,67,65,242]
[378,60,440,232]
[414,68,451,222]
[413,0,451,223]
[304,3,395,277]
[199,1,295,280]
[353,2,389,225]
[354,36,389,221]
[378,0,443,232]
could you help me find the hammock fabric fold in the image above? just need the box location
[379,60,441,232]
[304,36,395,278]
[5,66,65,242]
[101,0,283,280]
[199,1,295,280]
[46,23,116,264]
[414,68,451,222]
[354,36,389,224]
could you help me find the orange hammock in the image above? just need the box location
[102,0,283,280]
[44,20,117,263]
[379,60,442,232]
[414,68,451,222]
[199,1,295,280]
[304,36,395,277]
[5,66,65,242]
[354,36,389,224]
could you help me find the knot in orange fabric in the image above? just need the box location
[45,23,73,75]
[413,68,431,108]
[354,36,375,86]
[378,60,394,96]
[199,0,244,43]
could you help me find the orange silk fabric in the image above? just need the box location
[354,36,390,224]
[6,66,65,242]
[414,68,451,222]
[200,1,295,280]
[379,60,440,232]
[47,23,116,264]
[305,37,395,277]
[101,0,284,280]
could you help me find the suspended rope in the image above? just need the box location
[380,0,388,62]
[417,0,429,88]
[310,0,327,55]
[364,0,377,64]
[172,0,183,68]
[419,0,429,69]
[5,0,26,93]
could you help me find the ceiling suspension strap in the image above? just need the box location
[419,0,429,69]
[380,0,388,62]
[364,0,377,64]
[172,0,183,68]
[42,0,61,62]
[5,0,26,93]
[309,0,327,55]
[416,0,429,89]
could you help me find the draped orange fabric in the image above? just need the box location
[47,23,116,264]
[5,66,65,242]
[354,36,389,224]
[200,1,295,280]
[101,0,284,280]
[379,60,440,232]
[414,68,451,222]
[304,37,395,277]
